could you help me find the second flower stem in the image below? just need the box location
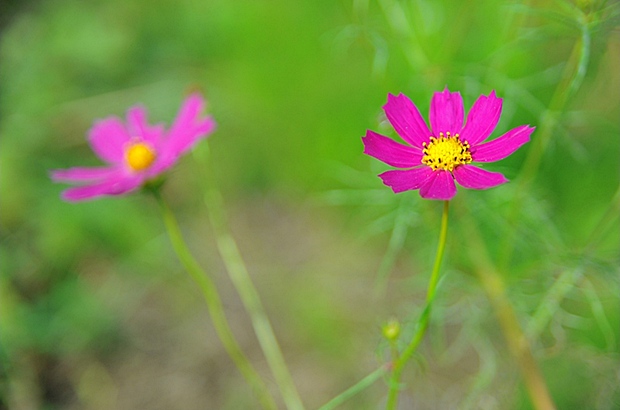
[318,366,389,410]
[457,203,556,410]
[154,191,277,410]
[385,200,450,410]
[198,146,305,410]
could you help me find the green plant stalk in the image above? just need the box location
[475,267,556,410]
[385,200,450,410]
[510,6,590,187]
[499,15,591,269]
[516,26,589,189]
[457,204,556,410]
[318,366,388,410]
[154,191,277,410]
[197,146,305,410]
[388,337,399,365]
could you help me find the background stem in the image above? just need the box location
[318,366,388,410]
[498,14,591,269]
[385,200,450,410]
[154,191,277,410]
[457,203,556,410]
[196,146,305,410]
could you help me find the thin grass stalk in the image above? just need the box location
[153,191,277,410]
[498,10,591,268]
[318,366,388,410]
[456,202,556,410]
[195,145,305,410]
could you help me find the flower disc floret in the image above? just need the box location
[422,132,472,172]
[126,141,156,171]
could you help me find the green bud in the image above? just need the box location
[382,319,400,341]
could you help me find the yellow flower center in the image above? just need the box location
[422,132,472,172]
[125,142,156,172]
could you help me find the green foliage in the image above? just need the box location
[1,0,618,408]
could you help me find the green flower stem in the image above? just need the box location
[457,204,556,410]
[499,15,591,269]
[426,200,450,302]
[385,200,450,410]
[475,269,556,410]
[389,338,399,364]
[318,366,388,410]
[521,10,590,183]
[153,191,277,410]
[196,146,305,410]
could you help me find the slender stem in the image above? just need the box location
[498,14,591,269]
[476,269,556,410]
[196,146,305,410]
[426,201,450,303]
[153,191,277,410]
[457,203,556,410]
[318,366,388,410]
[388,338,399,365]
[385,200,450,410]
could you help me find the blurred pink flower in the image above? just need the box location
[363,88,534,200]
[51,93,215,201]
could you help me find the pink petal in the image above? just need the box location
[165,93,216,157]
[429,88,464,137]
[472,125,533,163]
[362,130,422,168]
[166,117,215,157]
[459,90,503,146]
[379,167,434,193]
[126,106,165,146]
[50,167,117,183]
[453,165,508,189]
[193,117,217,136]
[383,93,432,148]
[419,170,457,200]
[60,173,143,202]
[88,117,132,164]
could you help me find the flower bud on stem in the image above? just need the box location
[385,200,450,410]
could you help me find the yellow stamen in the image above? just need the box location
[422,132,472,172]
[125,141,156,171]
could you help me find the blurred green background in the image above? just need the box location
[1,0,618,409]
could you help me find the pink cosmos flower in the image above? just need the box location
[362,88,534,200]
[51,93,215,201]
